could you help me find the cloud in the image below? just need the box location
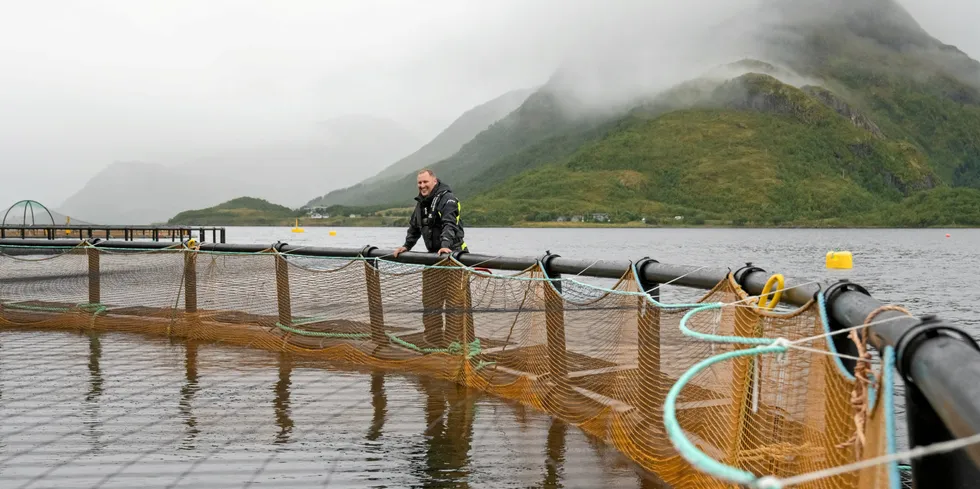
[0,0,977,208]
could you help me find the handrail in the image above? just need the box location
[1,238,978,487]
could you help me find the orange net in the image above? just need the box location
[0,244,900,488]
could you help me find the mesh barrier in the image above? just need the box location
[0,244,902,488]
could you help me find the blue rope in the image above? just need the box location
[663,283,904,488]
[663,343,789,486]
[883,346,901,489]
[678,302,774,346]
[816,291,858,382]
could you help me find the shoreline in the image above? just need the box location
[161,220,976,230]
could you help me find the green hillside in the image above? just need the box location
[462,67,980,226]
[463,75,935,225]
[757,1,980,188]
[167,197,302,226]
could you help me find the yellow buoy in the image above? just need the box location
[291,218,305,233]
[826,251,853,269]
[329,230,336,236]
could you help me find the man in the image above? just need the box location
[393,169,467,257]
[393,169,471,347]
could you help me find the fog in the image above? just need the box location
[1,0,977,214]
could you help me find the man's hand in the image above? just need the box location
[393,246,408,258]
[437,248,452,255]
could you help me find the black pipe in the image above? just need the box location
[904,333,980,489]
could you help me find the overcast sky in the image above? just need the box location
[1,0,978,210]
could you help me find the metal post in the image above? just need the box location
[184,249,197,314]
[273,242,291,327]
[635,257,663,422]
[87,244,100,305]
[541,252,568,385]
[361,246,386,345]
[444,257,474,348]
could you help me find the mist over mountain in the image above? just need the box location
[58,115,421,223]
[44,0,980,227]
[302,0,980,227]
[308,88,534,206]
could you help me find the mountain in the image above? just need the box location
[167,197,301,226]
[58,116,422,224]
[307,88,536,207]
[361,89,535,185]
[305,87,620,209]
[749,0,980,186]
[56,162,213,224]
[465,72,938,225]
[307,0,980,227]
[171,115,423,206]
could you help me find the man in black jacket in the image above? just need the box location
[393,169,470,346]
[393,169,467,257]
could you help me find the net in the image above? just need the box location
[0,243,904,488]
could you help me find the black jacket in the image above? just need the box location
[402,181,467,253]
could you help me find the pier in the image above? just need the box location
[0,224,227,242]
[1,199,227,243]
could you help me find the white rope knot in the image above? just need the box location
[770,337,791,364]
[754,475,783,489]
[770,337,791,349]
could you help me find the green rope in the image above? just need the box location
[3,301,106,316]
[4,302,73,313]
[274,320,483,359]
[275,321,371,339]
[386,333,482,358]
[77,302,107,316]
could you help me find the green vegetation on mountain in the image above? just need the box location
[167,197,303,226]
[763,9,980,189]
[463,73,936,226]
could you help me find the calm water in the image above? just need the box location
[0,331,661,489]
[232,226,980,331]
[3,226,978,488]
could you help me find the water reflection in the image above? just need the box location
[85,332,103,402]
[178,340,199,450]
[273,351,293,444]
[4,332,660,488]
[538,419,568,489]
[367,370,386,441]
[84,331,105,452]
[416,376,476,488]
